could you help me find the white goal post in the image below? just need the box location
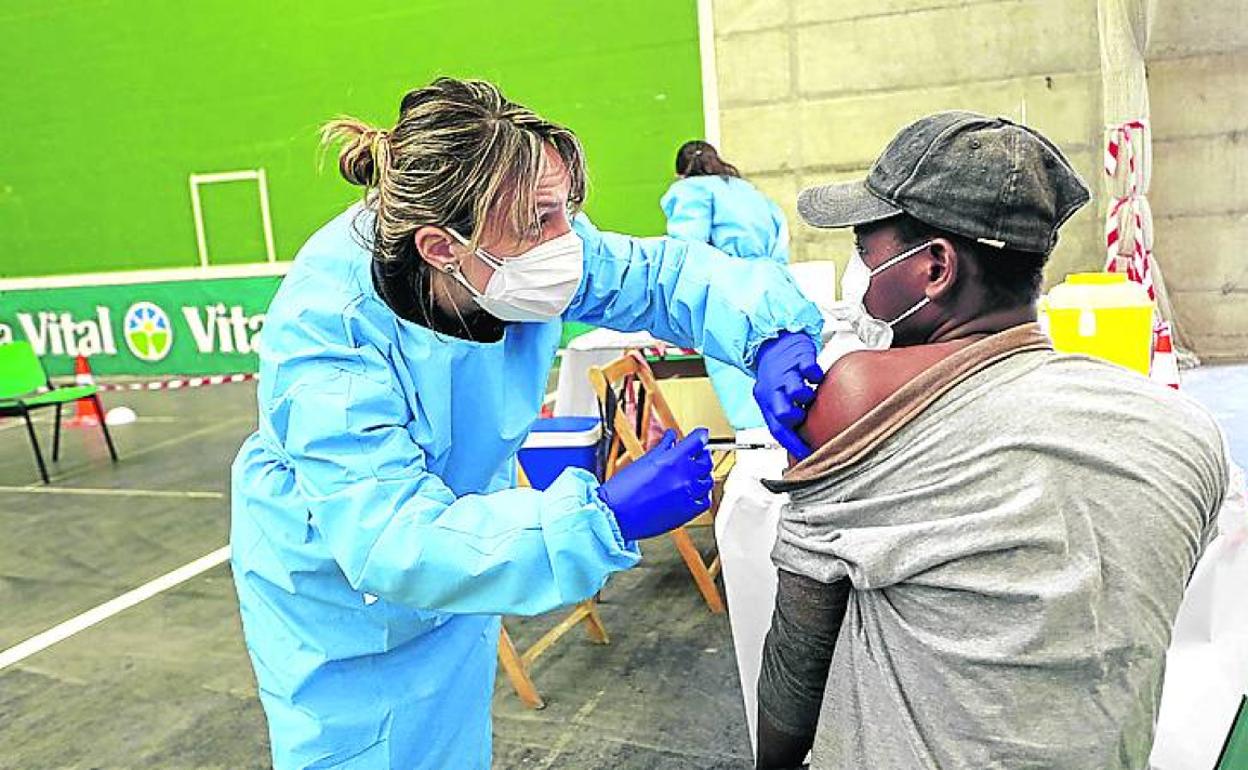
[188,168,277,268]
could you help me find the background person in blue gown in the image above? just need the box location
[230,78,824,769]
[661,140,793,431]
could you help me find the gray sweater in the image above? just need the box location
[764,347,1228,770]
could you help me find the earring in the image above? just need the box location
[443,263,456,274]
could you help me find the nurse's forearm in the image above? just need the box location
[335,470,639,615]
[568,216,822,372]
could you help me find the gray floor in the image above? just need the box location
[0,384,751,769]
[1183,362,1248,469]
[2,364,1245,770]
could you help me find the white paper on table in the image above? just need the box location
[714,310,864,754]
[1150,460,1248,770]
[552,329,662,417]
[565,328,661,353]
[715,427,789,756]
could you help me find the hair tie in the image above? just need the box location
[369,131,388,185]
[370,131,388,157]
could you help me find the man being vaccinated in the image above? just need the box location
[755,112,1230,770]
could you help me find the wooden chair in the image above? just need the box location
[496,464,611,710]
[588,350,734,614]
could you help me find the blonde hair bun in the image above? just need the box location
[321,118,387,187]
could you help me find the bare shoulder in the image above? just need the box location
[800,345,967,450]
[800,351,900,448]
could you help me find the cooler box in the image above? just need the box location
[518,416,602,491]
[1043,272,1153,375]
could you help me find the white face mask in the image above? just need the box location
[840,240,933,349]
[446,228,584,322]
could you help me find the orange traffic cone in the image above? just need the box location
[1150,323,1181,390]
[66,355,102,427]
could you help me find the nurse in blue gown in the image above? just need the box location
[230,78,823,769]
[661,140,792,431]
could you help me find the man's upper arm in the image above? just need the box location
[800,345,960,450]
[800,351,895,449]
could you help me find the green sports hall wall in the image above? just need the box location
[0,1,704,278]
[0,1,704,375]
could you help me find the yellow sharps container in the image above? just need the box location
[1042,273,1154,375]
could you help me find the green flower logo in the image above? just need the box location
[123,302,173,362]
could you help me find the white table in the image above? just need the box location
[713,429,789,757]
[552,328,664,418]
[713,305,863,756]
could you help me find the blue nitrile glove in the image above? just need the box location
[753,332,825,460]
[598,428,714,541]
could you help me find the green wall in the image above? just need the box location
[0,1,704,278]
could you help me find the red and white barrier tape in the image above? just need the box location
[1103,118,1180,388]
[1104,196,1156,301]
[641,344,698,358]
[1104,119,1156,301]
[96,372,258,392]
[1104,119,1148,195]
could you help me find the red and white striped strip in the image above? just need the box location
[97,372,258,392]
[1104,197,1155,301]
[1151,320,1181,389]
[1103,117,1179,388]
[1104,119,1155,300]
[1104,119,1148,195]
[641,343,698,358]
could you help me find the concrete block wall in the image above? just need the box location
[1149,1,1248,359]
[711,0,1247,360]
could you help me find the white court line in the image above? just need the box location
[0,417,52,433]
[0,261,288,291]
[0,415,182,434]
[0,545,231,671]
[48,415,252,486]
[0,486,222,499]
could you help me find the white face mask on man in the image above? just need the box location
[838,239,933,349]
[445,228,584,323]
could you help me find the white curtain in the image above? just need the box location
[1097,0,1190,362]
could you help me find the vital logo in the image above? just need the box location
[123,302,173,361]
[182,304,265,355]
[0,308,118,357]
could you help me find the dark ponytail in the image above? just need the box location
[675,140,740,179]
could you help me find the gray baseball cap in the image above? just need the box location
[797,111,1091,254]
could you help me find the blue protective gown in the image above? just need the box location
[661,175,791,430]
[230,205,821,769]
